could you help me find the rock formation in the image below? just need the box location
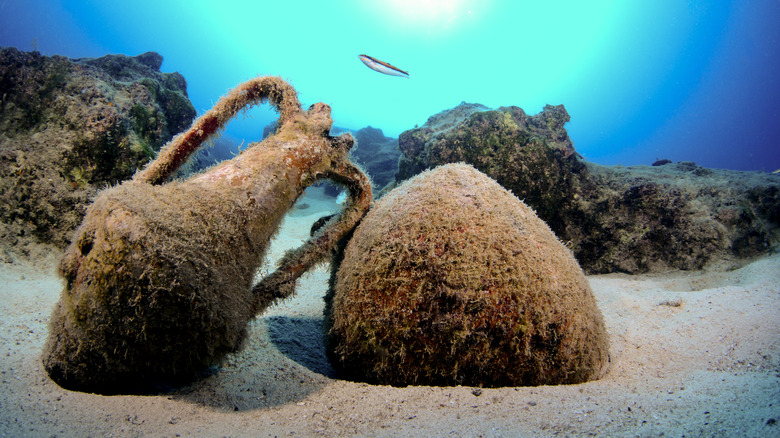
[350,126,401,193]
[396,103,780,274]
[0,48,196,255]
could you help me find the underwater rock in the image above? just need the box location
[396,103,780,274]
[397,103,584,241]
[326,163,610,387]
[0,47,196,253]
[42,76,372,394]
[397,101,492,180]
[574,162,780,273]
[351,126,401,193]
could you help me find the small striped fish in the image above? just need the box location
[358,54,409,78]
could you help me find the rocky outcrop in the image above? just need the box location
[396,103,780,274]
[351,126,401,192]
[0,48,196,254]
[572,162,779,273]
[397,102,491,181]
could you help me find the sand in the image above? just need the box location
[1,186,778,437]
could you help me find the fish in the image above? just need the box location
[773,168,780,174]
[358,54,409,78]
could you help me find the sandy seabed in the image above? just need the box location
[1,186,778,437]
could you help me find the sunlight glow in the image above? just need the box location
[391,0,465,23]
[367,0,484,35]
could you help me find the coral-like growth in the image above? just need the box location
[42,76,372,394]
[327,163,609,387]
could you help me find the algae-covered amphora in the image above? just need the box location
[327,164,609,387]
[42,77,372,394]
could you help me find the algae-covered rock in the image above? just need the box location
[397,103,586,242]
[396,103,780,274]
[397,102,491,179]
[0,47,196,253]
[327,163,610,387]
[572,162,780,273]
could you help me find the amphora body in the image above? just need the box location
[42,77,371,393]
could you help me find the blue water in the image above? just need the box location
[1,0,778,171]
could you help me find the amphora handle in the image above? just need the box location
[134,76,301,185]
[252,150,372,313]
